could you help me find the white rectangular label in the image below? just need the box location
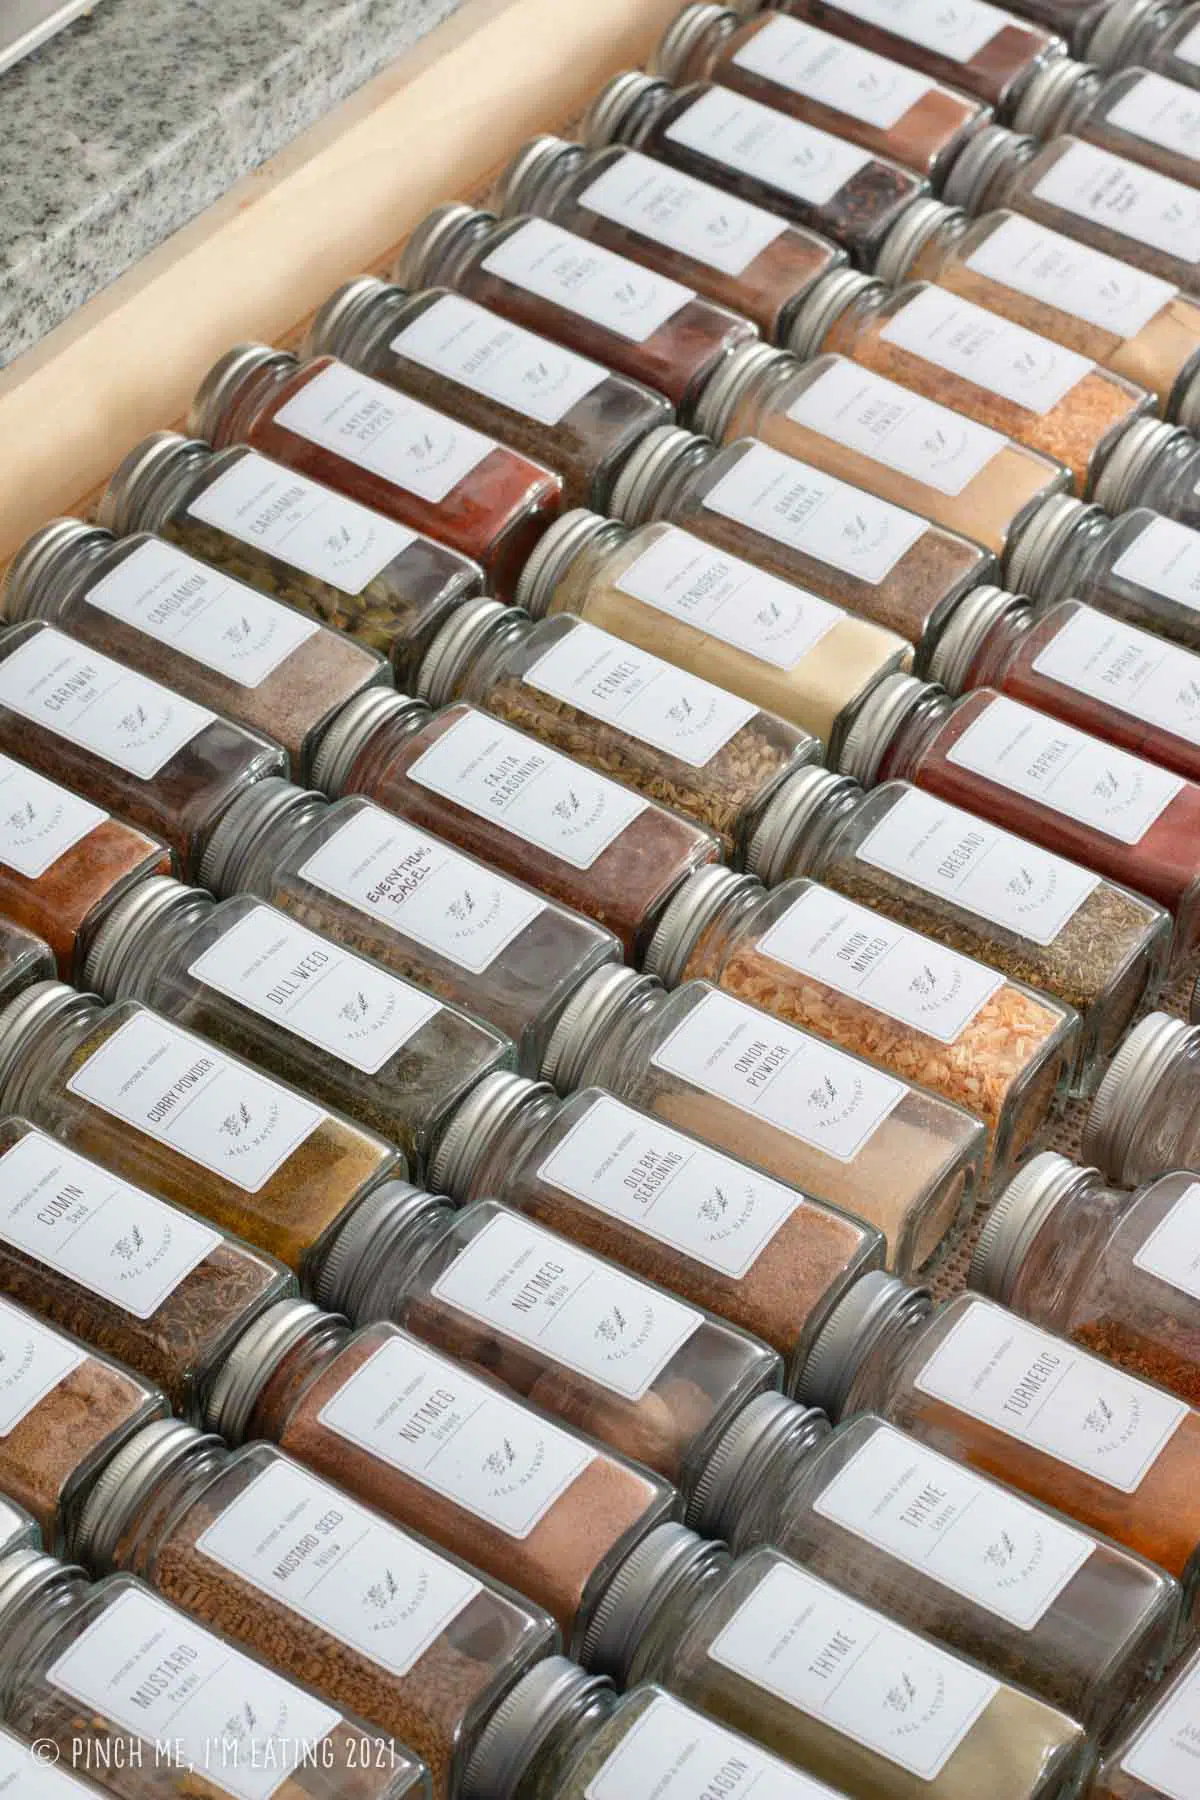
[880,285,1093,414]
[787,359,1004,497]
[1113,513,1200,613]
[735,15,934,129]
[188,903,441,1076]
[188,450,417,597]
[522,620,756,769]
[946,693,1184,844]
[586,1693,844,1800]
[390,293,608,426]
[319,1334,595,1538]
[1032,139,1200,263]
[0,627,214,780]
[299,803,545,975]
[1032,605,1200,746]
[915,1298,1188,1493]
[0,1129,219,1321]
[0,754,105,879]
[197,1458,480,1676]
[1122,1651,1200,1800]
[830,0,1008,61]
[650,989,905,1164]
[813,1422,1093,1631]
[481,218,694,344]
[431,1211,702,1402]
[856,788,1099,946]
[84,539,318,690]
[964,213,1175,340]
[0,1727,100,1797]
[1108,71,1200,159]
[47,1587,340,1800]
[615,525,842,670]
[710,1561,998,1780]
[758,885,1003,1044]
[67,1012,324,1194]
[703,441,928,586]
[0,1295,84,1436]
[1176,20,1200,65]
[406,711,647,870]
[537,1092,804,1277]
[274,363,496,505]
[1133,1182,1200,1300]
[665,88,874,209]
[578,150,786,278]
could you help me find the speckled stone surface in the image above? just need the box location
[0,0,462,367]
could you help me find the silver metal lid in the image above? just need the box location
[97,430,207,534]
[2,517,109,622]
[395,204,492,290]
[540,965,654,1093]
[690,340,796,442]
[873,198,962,287]
[1003,492,1095,598]
[197,776,314,895]
[643,866,756,985]
[314,1177,448,1314]
[416,598,512,706]
[581,1522,718,1680]
[514,509,617,617]
[429,1070,547,1198]
[925,584,1027,694]
[795,1270,932,1419]
[491,135,578,219]
[941,123,1035,212]
[0,981,97,1112]
[463,1657,612,1800]
[205,1299,335,1443]
[82,875,205,999]
[1172,358,1200,437]
[1086,0,1169,67]
[188,345,296,445]
[1083,1010,1193,1182]
[72,1419,217,1570]
[653,3,735,81]
[608,425,703,527]
[303,275,394,361]
[785,267,880,361]
[310,689,429,796]
[687,1391,828,1540]
[0,1549,80,1634]
[1193,966,1200,1025]
[970,1151,1096,1301]
[1092,417,1187,516]
[1011,56,1098,137]
[745,764,857,885]
[835,671,931,786]
[582,71,671,150]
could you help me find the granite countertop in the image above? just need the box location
[0,0,462,368]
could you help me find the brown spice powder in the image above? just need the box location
[0,811,170,977]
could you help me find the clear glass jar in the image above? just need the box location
[205,1298,675,1649]
[537,967,987,1274]
[580,69,928,268]
[316,1182,785,1493]
[656,5,991,181]
[73,1423,557,1800]
[197,779,620,1075]
[1015,64,1200,194]
[747,765,1171,1094]
[992,0,1107,52]
[690,1400,1180,1742]
[0,620,284,880]
[579,1524,1091,1798]
[1129,0,1200,97]
[788,267,1155,495]
[796,1275,1200,1602]
[3,518,389,782]
[1084,1010,1200,1189]
[189,345,563,603]
[693,341,1070,558]
[312,690,721,961]
[394,204,757,414]
[645,865,1076,1180]
[0,920,53,1007]
[0,1113,293,1419]
[606,427,996,651]
[99,432,486,688]
[81,876,513,1179]
[490,134,847,341]
[514,509,912,756]
[0,1551,428,1800]
[415,597,818,860]
[836,673,1200,956]
[1093,1641,1200,1799]
[0,982,404,1281]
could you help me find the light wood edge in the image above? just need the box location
[0,0,685,560]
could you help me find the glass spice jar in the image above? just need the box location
[312,690,721,961]
[73,1422,557,1800]
[0,981,405,1281]
[786,268,1156,497]
[692,341,1071,560]
[315,1180,786,1493]
[989,0,1105,52]
[834,673,1200,956]
[99,431,485,689]
[1070,414,1200,531]
[580,1524,1091,1799]
[536,965,987,1274]
[197,779,621,1075]
[1094,1641,1200,1800]
[580,70,929,269]
[655,5,992,183]
[205,1299,676,1649]
[3,518,389,782]
[645,865,1076,1180]
[514,508,912,756]
[746,764,1171,1093]
[81,875,514,1179]
[1014,63,1200,194]
[0,919,53,1006]
[695,1399,1180,1744]
[0,1549,429,1800]
[394,205,757,415]
[0,1114,293,1418]
[606,426,996,652]
[490,133,847,342]
[303,278,671,513]
[0,620,284,880]
[1115,1,1200,100]
[188,346,563,604]
[1083,1010,1200,1190]
[413,597,819,860]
